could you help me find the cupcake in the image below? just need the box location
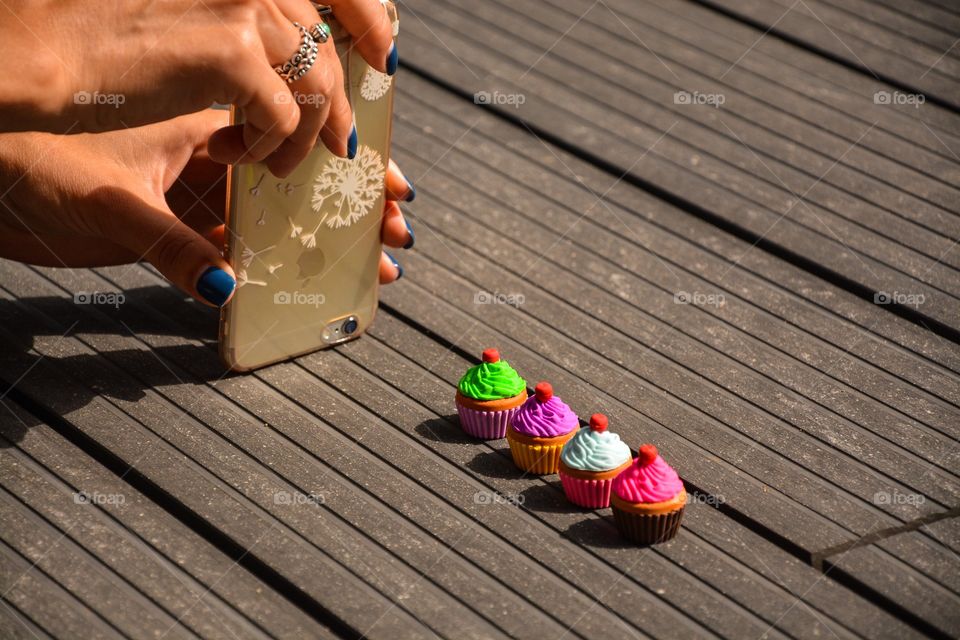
[558,414,633,508]
[611,444,686,544]
[455,348,527,439]
[506,382,579,474]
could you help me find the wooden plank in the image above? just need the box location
[415,0,960,271]
[17,265,699,638]
[1,72,952,632]
[866,0,960,36]
[391,89,960,445]
[388,148,960,511]
[0,487,196,640]
[645,0,960,136]
[875,525,960,595]
[0,265,589,640]
[393,76,960,386]
[920,516,960,555]
[0,598,53,640]
[0,228,936,632]
[0,400,334,640]
[818,0,960,47]
[316,335,918,639]
[398,0,960,333]
[433,0,960,243]
[0,290,445,639]
[918,0,960,17]
[359,293,960,635]
[694,0,960,108]
[7,258,904,636]
[534,0,960,227]
[766,0,959,62]
[89,256,919,639]
[369,275,935,544]
[825,543,960,637]
[0,538,123,640]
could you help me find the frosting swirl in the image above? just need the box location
[613,445,684,503]
[458,349,526,401]
[561,428,631,472]
[511,382,578,437]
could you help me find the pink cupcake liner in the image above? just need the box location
[457,404,521,440]
[559,472,617,509]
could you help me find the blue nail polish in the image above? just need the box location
[386,252,403,279]
[196,267,236,307]
[386,43,398,76]
[403,218,415,249]
[404,174,416,202]
[347,126,358,160]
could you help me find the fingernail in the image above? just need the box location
[386,42,398,76]
[386,252,403,280]
[404,174,416,202]
[403,218,415,249]
[347,126,358,160]
[196,267,236,307]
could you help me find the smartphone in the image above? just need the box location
[220,2,398,371]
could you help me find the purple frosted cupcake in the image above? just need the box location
[455,349,527,439]
[506,382,579,474]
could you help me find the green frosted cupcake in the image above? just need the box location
[455,348,527,439]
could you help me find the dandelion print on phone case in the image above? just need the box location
[360,68,392,101]
[310,145,385,229]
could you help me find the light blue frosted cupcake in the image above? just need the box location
[558,413,632,508]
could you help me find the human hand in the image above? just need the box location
[0,110,413,307]
[0,0,396,177]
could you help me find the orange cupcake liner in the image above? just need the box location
[506,426,576,474]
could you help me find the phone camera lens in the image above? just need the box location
[343,318,358,335]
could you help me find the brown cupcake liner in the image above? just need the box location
[611,504,685,545]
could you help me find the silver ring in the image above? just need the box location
[309,21,330,44]
[274,22,319,84]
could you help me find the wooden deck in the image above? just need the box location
[1,1,958,638]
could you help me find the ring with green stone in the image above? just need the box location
[309,21,331,44]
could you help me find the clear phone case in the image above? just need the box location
[220,2,398,370]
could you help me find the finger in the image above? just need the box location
[204,224,227,252]
[325,0,395,74]
[207,53,302,165]
[385,158,415,202]
[266,0,349,175]
[379,250,402,284]
[93,190,237,307]
[381,201,413,249]
[317,71,355,159]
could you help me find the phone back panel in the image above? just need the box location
[221,3,398,370]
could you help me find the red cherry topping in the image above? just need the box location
[638,444,658,466]
[534,381,553,403]
[481,348,500,363]
[589,414,608,432]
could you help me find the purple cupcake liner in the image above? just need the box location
[457,404,521,440]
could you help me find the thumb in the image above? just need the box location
[94,187,236,307]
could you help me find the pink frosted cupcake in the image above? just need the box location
[455,349,527,439]
[611,444,686,544]
[558,414,633,508]
[506,382,579,474]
